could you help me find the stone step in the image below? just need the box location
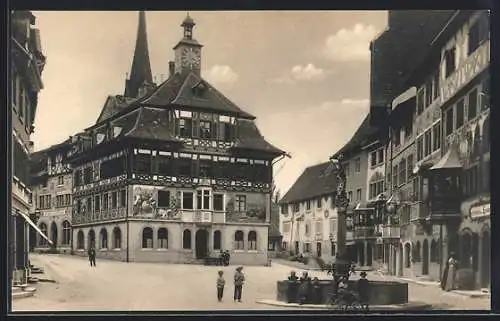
[28,277,39,284]
[12,290,35,300]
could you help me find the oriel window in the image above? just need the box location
[111,191,118,209]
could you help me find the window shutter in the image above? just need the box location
[191,119,198,138]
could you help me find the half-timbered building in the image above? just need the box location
[69,12,285,265]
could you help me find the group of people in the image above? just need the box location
[441,252,459,292]
[218,250,231,266]
[216,266,245,302]
[287,270,370,309]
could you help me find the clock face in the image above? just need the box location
[181,47,201,69]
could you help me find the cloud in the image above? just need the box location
[256,98,370,194]
[323,23,379,62]
[205,65,239,85]
[268,63,326,84]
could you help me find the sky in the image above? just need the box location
[31,10,388,196]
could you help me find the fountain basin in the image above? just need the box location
[277,279,408,305]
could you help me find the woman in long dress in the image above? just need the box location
[441,253,458,291]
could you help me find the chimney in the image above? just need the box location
[169,61,175,77]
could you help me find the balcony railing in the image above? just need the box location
[382,226,400,239]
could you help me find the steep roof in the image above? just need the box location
[279,161,337,204]
[232,119,284,155]
[142,71,255,119]
[95,95,137,124]
[332,113,378,159]
[125,107,179,142]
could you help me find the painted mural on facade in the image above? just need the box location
[225,192,267,223]
[132,185,181,219]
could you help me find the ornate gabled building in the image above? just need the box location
[68,12,285,265]
[279,162,338,261]
[30,136,77,254]
[10,11,48,286]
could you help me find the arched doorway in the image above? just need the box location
[460,232,472,269]
[195,229,209,259]
[366,242,373,266]
[88,229,96,249]
[422,239,429,275]
[50,222,58,248]
[404,243,411,268]
[481,229,490,288]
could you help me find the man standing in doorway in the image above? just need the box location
[88,243,96,267]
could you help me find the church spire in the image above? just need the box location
[124,11,153,98]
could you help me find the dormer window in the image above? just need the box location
[192,81,207,98]
[113,126,123,138]
[96,133,106,144]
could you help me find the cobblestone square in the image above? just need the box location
[12,254,490,311]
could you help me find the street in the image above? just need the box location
[12,254,490,311]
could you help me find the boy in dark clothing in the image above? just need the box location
[357,272,370,311]
[216,270,226,302]
[88,245,96,267]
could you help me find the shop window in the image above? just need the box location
[234,230,244,250]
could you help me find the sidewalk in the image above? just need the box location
[256,299,433,310]
[370,271,491,299]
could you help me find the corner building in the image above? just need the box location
[10,11,47,285]
[69,13,285,265]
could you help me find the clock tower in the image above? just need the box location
[173,13,203,76]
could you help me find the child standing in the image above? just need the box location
[216,270,226,302]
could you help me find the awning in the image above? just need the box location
[18,212,53,246]
[392,87,417,110]
[430,147,462,171]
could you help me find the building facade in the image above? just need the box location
[30,138,75,254]
[68,13,285,266]
[439,10,490,290]
[333,115,380,267]
[279,162,339,262]
[10,11,47,285]
[385,10,490,290]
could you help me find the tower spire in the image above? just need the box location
[124,10,153,98]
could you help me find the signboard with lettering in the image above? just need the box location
[470,203,490,219]
[441,40,490,102]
